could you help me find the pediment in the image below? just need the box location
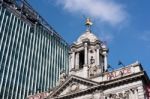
[48,75,99,98]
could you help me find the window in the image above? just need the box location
[79,50,84,69]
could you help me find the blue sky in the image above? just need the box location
[29,0,150,76]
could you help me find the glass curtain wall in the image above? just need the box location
[0,6,69,99]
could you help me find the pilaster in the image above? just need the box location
[137,86,145,99]
[71,49,76,70]
[84,42,88,66]
[103,51,108,71]
[75,52,79,69]
[96,45,100,67]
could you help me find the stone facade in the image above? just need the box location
[46,62,149,99]
[27,19,150,99]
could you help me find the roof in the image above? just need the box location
[76,30,99,44]
[49,75,99,97]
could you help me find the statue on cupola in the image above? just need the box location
[69,18,109,79]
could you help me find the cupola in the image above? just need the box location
[69,18,108,79]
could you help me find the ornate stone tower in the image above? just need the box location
[69,18,109,78]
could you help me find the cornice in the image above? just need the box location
[49,75,99,98]
[70,40,101,49]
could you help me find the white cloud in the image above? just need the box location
[56,0,128,26]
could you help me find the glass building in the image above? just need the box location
[0,0,69,99]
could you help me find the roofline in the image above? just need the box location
[49,75,99,97]
[52,71,146,99]
[1,0,69,46]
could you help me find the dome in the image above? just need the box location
[76,30,99,44]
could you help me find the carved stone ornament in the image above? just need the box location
[124,91,130,99]
[90,56,95,64]
[118,93,123,98]
[89,65,98,77]
[59,72,67,85]
[112,94,117,99]
[70,83,79,92]
[90,93,95,99]
[89,49,94,53]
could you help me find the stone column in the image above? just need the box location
[99,90,104,99]
[103,51,108,71]
[83,43,88,78]
[69,55,71,71]
[71,51,75,69]
[138,86,145,99]
[75,52,79,69]
[84,43,88,66]
[107,95,110,99]
[134,88,139,99]
[96,48,100,66]
[129,89,134,99]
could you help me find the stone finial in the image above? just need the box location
[59,70,67,85]
[85,18,93,31]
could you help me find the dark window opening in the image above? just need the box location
[79,50,84,69]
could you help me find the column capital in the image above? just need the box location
[95,44,100,49]
[71,48,76,52]
[84,42,88,47]
[132,87,138,91]
[102,51,108,55]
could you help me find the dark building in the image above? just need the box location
[0,0,69,99]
